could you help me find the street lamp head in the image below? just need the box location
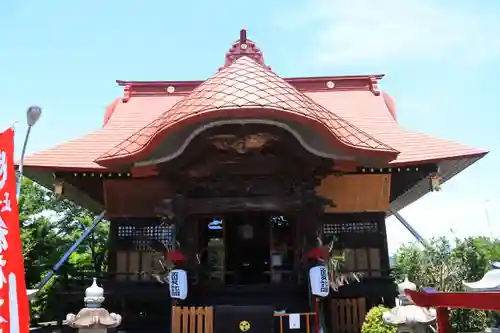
[26,106,42,127]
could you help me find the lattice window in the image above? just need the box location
[323,221,378,235]
[117,223,173,251]
[117,225,139,237]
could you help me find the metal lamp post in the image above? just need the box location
[16,106,42,199]
[10,105,107,295]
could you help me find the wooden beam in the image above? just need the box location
[185,196,303,214]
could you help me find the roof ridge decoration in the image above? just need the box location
[95,34,399,167]
[220,29,270,71]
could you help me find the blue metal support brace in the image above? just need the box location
[390,209,430,248]
[37,210,106,291]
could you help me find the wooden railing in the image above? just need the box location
[330,298,366,333]
[274,312,316,333]
[172,300,364,333]
[172,306,214,333]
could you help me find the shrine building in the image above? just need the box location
[22,30,487,333]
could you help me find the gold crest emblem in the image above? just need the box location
[239,320,251,332]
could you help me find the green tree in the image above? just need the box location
[474,237,500,263]
[393,237,461,291]
[450,237,492,332]
[392,242,424,284]
[19,178,109,322]
[393,237,490,332]
[392,236,492,332]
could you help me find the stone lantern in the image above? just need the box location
[65,278,122,333]
[463,265,500,291]
[463,265,500,330]
[382,277,436,333]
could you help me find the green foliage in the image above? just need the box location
[19,178,109,322]
[361,305,397,333]
[392,236,494,332]
[452,308,491,333]
[391,242,424,286]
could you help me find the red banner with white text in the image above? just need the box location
[0,128,30,333]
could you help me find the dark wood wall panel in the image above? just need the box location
[320,213,396,310]
[104,178,173,218]
[320,212,388,276]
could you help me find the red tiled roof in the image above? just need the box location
[23,96,182,170]
[23,86,485,170]
[23,32,486,171]
[95,56,398,166]
[308,91,486,165]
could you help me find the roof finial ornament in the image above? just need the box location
[240,29,247,45]
[220,29,270,71]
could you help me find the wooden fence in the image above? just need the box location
[330,298,366,333]
[172,300,365,333]
[172,306,214,333]
[274,312,316,333]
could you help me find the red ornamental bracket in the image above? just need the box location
[0,128,30,333]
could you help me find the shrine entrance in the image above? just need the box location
[196,212,295,286]
[225,212,271,285]
[165,124,331,309]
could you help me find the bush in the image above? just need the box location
[361,305,398,333]
[451,308,490,333]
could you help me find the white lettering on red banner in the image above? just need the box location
[0,217,8,253]
[0,193,11,213]
[0,128,31,332]
[0,193,10,319]
[0,151,7,191]
[0,149,9,295]
[0,148,8,325]
[0,150,8,288]
[0,256,6,290]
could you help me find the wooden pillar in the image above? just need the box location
[301,188,323,261]
[299,187,323,314]
[378,217,390,276]
[436,307,450,333]
[172,194,186,254]
[172,194,188,306]
[107,220,118,274]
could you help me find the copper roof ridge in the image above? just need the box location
[117,73,384,99]
[116,74,385,87]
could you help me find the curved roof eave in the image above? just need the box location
[95,106,399,168]
[95,56,398,167]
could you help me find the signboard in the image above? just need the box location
[0,128,30,333]
[309,265,330,297]
[169,269,188,300]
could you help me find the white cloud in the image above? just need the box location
[281,0,500,65]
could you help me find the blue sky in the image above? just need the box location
[1,0,499,253]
